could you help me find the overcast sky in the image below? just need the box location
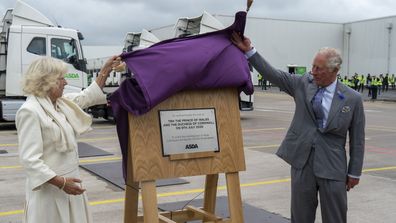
[1,0,395,45]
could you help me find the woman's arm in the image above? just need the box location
[63,56,122,109]
[95,56,119,89]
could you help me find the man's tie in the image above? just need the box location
[312,87,325,128]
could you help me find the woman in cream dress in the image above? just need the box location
[16,56,118,223]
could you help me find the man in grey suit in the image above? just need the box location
[231,33,365,223]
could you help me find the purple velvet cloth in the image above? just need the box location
[110,11,253,180]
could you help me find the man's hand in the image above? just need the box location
[346,176,360,191]
[247,0,254,11]
[231,32,253,53]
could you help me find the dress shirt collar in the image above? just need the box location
[322,78,337,94]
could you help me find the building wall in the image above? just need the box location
[215,15,344,83]
[215,14,396,78]
[344,16,396,76]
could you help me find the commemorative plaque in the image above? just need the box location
[158,108,219,156]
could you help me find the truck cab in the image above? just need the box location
[173,11,254,111]
[0,0,88,121]
[123,29,160,53]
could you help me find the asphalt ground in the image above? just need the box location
[1,87,395,223]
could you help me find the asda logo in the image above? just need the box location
[185,144,199,149]
[65,73,79,79]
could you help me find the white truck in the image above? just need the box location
[92,29,161,122]
[123,29,160,53]
[173,11,254,111]
[0,0,107,122]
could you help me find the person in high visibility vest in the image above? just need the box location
[342,76,349,86]
[371,76,379,99]
[384,73,389,91]
[378,75,383,95]
[366,73,372,97]
[358,74,366,93]
[352,73,359,91]
[349,78,355,88]
[390,74,395,90]
[257,73,263,87]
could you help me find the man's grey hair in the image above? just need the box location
[317,47,342,72]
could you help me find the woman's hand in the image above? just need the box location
[112,57,126,72]
[100,56,118,76]
[96,55,119,88]
[49,175,86,195]
[62,177,86,195]
[231,31,253,53]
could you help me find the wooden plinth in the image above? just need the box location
[124,88,246,223]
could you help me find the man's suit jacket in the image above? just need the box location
[249,52,365,181]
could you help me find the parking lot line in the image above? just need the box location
[1,165,395,218]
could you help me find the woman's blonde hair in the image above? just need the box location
[22,57,68,97]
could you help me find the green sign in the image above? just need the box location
[65,73,80,79]
[295,67,306,76]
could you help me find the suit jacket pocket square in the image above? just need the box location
[342,106,351,113]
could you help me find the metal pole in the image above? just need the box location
[386,23,393,74]
[346,29,351,76]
